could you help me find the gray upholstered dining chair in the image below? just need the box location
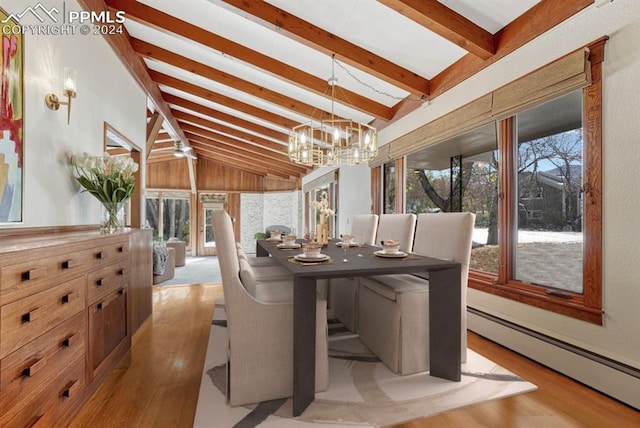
[357,212,475,375]
[212,210,329,406]
[329,214,379,332]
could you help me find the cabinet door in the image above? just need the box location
[88,288,128,372]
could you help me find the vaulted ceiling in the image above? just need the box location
[81,0,592,181]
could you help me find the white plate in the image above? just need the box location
[266,237,282,242]
[374,250,408,258]
[294,253,330,262]
[277,243,301,249]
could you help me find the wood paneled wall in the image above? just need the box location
[147,158,192,189]
[147,158,299,192]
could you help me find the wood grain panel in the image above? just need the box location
[147,159,192,189]
[196,158,264,192]
[128,229,153,335]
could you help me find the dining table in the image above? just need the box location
[256,238,462,416]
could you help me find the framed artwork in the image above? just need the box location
[0,7,24,223]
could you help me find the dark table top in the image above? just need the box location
[257,239,458,280]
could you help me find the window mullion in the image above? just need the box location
[498,117,517,284]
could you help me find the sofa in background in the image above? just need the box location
[153,246,175,284]
[166,240,186,267]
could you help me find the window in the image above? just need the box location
[383,161,396,213]
[513,91,584,293]
[407,122,499,276]
[380,41,603,323]
[399,49,603,324]
[146,191,191,244]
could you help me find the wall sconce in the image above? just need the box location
[45,67,77,124]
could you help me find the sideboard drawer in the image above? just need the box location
[0,355,85,428]
[87,260,129,305]
[0,312,85,416]
[0,276,85,359]
[0,249,90,305]
[90,241,129,266]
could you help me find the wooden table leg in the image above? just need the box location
[293,276,317,416]
[428,265,462,381]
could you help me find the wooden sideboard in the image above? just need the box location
[0,228,152,427]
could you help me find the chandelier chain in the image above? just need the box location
[332,57,425,102]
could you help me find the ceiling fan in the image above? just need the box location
[173,142,196,159]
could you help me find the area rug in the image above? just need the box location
[157,256,222,286]
[194,302,537,427]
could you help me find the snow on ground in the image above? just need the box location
[473,228,583,244]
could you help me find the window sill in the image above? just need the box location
[468,272,603,325]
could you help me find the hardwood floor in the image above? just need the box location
[72,284,640,428]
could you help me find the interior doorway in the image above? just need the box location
[196,193,240,256]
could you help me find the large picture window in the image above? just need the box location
[515,91,584,293]
[395,40,604,324]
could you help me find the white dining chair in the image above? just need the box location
[213,210,329,406]
[358,212,475,375]
[375,213,417,252]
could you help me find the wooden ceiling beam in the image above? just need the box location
[189,143,287,178]
[147,153,180,164]
[132,38,341,122]
[172,110,288,155]
[372,0,591,130]
[148,70,300,129]
[219,0,430,97]
[204,156,293,180]
[378,0,495,59]
[180,126,306,175]
[187,135,299,178]
[76,0,188,147]
[146,111,163,160]
[150,141,175,151]
[164,94,289,143]
[105,0,393,120]
[154,137,174,143]
[430,0,591,101]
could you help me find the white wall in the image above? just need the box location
[2,0,147,228]
[377,0,640,372]
[302,164,372,237]
[337,163,371,236]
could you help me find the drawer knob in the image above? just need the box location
[117,268,125,276]
[61,379,78,398]
[97,289,123,310]
[22,307,41,323]
[118,246,125,253]
[22,357,46,377]
[96,278,104,287]
[62,333,76,348]
[96,251,106,260]
[21,268,43,282]
[61,292,77,304]
[61,259,78,269]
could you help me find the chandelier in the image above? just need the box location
[288,55,378,167]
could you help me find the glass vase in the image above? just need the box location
[101,201,125,234]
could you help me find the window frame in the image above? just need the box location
[468,41,604,325]
[378,39,605,324]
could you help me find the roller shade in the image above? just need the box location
[374,46,591,166]
[492,48,591,119]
